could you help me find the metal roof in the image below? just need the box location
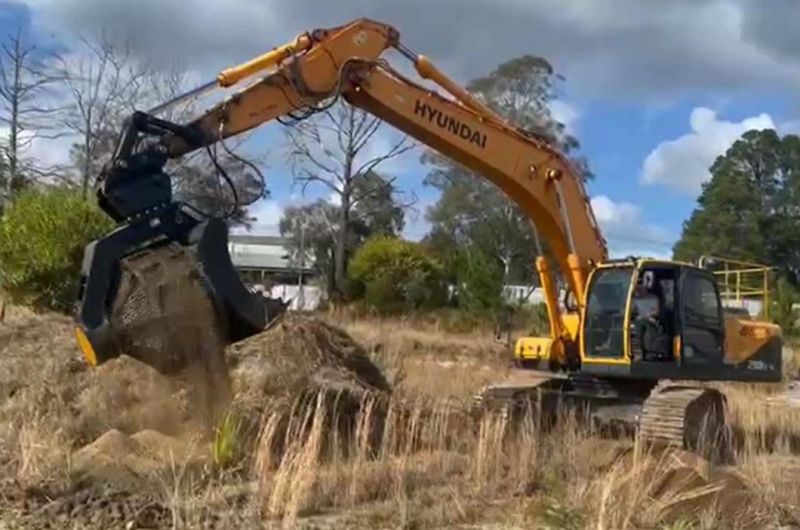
[229,234,287,246]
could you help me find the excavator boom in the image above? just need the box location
[74,17,606,373]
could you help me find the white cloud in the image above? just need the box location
[247,199,283,231]
[550,100,580,134]
[640,107,775,195]
[0,125,73,171]
[590,195,674,258]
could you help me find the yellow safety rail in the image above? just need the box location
[698,255,772,318]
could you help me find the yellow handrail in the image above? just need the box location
[699,255,772,318]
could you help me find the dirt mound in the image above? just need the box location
[604,448,754,527]
[649,451,750,524]
[228,314,391,407]
[0,306,228,488]
[227,315,393,473]
[71,428,207,491]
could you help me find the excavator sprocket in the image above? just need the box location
[637,382,732,462]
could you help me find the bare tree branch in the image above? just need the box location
[281,100,416,295]
[0,24,64,205]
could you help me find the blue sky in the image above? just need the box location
[3,0,800,259]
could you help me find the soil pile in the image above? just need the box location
[228,314,393,471]
[228,314,391,409]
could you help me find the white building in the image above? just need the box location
[228,233,322,311]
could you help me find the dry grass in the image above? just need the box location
[3,308,800,529]
[249,386,800,529]
[342,315,510,400]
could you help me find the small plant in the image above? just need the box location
[213,410,243,469]
[529,495,585,530]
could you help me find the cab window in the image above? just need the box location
[585,267,633,358]
[683,274,721,327]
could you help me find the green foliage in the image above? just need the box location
[213,410,243,469]
[454,247,504,316]
[280,171,405,296]
[348,235,446,313]
[674,129,800,285]
[423,54,586,289]
[527,495,584,530]
[772,276,799,335]
[0,187,114,312]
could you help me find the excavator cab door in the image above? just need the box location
[677,268,725,368]
[582,265,634,364]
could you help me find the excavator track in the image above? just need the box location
[637,382,731,462]
[470,369,564,418]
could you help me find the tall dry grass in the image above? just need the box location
[248,382,800,529]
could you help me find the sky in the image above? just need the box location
[3,0,800,259]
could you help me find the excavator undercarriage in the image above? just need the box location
[473,371,733,462]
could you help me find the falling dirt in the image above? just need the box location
[108,244,234,432]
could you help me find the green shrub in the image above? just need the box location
[0,187,114,313]
[349,235,447,313]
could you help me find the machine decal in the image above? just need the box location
[414,99,487,149]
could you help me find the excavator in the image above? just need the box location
[72,18,783,457]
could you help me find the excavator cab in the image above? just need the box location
[580,259,782,382]
[73,112,274,374]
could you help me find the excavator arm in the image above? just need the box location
[75,18,607,373]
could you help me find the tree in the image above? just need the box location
[280,200,338,292]
[54,41,265,223]
[467,55,581,155]
[56,35,150,198]
[279,171,406,294]
[454,246,504,315]
[425,163,542,284]
[0,25,62,209]
[673,129,800,283]
[423,55,585,287]
[284,100,414,295]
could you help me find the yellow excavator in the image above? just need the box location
[73,18,782,456]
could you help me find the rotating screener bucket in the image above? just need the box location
[73,206,280,375]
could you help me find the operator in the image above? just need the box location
[632,283,671,361]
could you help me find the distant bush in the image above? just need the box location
[772,276,800,336]
[454,247,504,316]
[349,235,447,313]
[0,187,114,313]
